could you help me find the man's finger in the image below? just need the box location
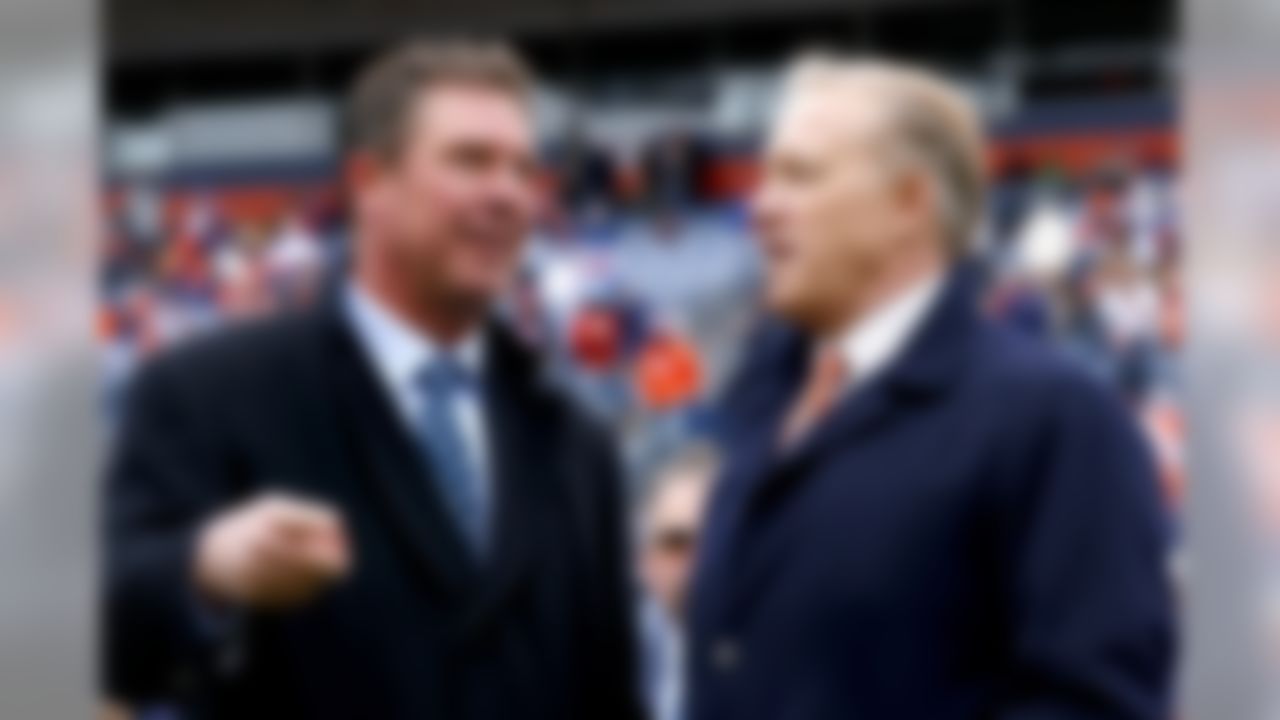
[260,520,351,580]
[265,497,343,539]
[298,527,352,578]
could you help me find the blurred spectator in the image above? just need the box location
[986,269,1053,339]
[263,212,326,308]
[634,328,702,415]
[642,130,707,214]
[1095,248,1162,400]
[120,182,164,247]
[557,128,618,218]
[1056,257,1117,381]
[1009,172,1078,280]
[636,444,717,720]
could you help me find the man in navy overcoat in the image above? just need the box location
[687,55,1174,720]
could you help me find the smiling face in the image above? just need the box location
[355,82,539,318]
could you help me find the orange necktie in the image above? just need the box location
[779,345,849,449]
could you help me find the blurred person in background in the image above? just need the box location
[557,127,618,225]
[103,39,641,720]
[563,296,635,422]
[642,129,706,215]
[637,444,716,720]
[629,325,708,483]
[263,211,327,309]
[1095,248,1162,401]
[1055,256,1117,381]
[687,54,1174,720]
[210,223,274,323]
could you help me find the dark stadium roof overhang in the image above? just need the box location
[106,0,1172,117]
[109,0,968,64]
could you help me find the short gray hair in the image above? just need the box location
[782,53,988,256]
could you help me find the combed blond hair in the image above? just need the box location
[782,52,988,256]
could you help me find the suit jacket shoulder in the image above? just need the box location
[127,309,325,408]
[969,323,1144,444]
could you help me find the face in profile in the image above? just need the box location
[363,83,539,313]
[751,87,916,333]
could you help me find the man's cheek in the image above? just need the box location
[457,243,507,281]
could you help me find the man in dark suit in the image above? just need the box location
[103,40,641,720]
[687,55,1175,720]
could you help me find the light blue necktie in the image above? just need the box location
[415,355,488,557]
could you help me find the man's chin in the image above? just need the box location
[764,290,805,323]
[766,291,831,334]
[447,285,499,311]
[448,273,512,309]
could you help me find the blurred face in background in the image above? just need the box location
[640,469,712,621]
[354,83,539,321]
[752,81,939,334]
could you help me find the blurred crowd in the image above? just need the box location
[99,135,1183,509]
[984,155,1185,512]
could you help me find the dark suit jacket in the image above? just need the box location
[688,267,1175,720]
[103,293,642,720]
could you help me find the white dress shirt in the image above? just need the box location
[833,272,944,390]
[344,283,492,507]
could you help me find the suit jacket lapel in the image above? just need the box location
[754,381,896,505]
[694,323,802,625]
[721,266,983,624]
[743,263,983,514]
[457,322,550,638]
[318,295,477,601]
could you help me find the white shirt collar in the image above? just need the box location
[344,282,486,397]
[833,272,944,388]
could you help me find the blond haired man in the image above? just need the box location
[687,54,1174,720]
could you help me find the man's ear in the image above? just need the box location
[892,164,937,238]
